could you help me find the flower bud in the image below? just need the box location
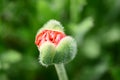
[35,20,77,66]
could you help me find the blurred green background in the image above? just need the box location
[0,0,120,80]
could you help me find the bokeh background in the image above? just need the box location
[0,0,120,80]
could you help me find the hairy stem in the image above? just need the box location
[55,63,68,80]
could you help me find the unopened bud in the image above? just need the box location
[35,20,77,66]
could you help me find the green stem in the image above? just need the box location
[55,63,68,80]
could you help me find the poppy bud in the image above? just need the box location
[35,20,77,66]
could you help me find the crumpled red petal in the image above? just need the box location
[35,30,66,47]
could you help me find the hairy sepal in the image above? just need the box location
[39,42,56,66]
[53,36,77,64]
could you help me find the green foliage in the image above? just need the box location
[0,0,120,80]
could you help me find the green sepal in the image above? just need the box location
[37,20,64,36]
[39,42,56,66]
[43,20,64,31]
[53,36,77,64]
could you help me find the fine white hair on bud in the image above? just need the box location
[39,42,56,66]
[35,20,77,66]
[37,20,64,36]
[44,19,64,31]
[53,36,77,64]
